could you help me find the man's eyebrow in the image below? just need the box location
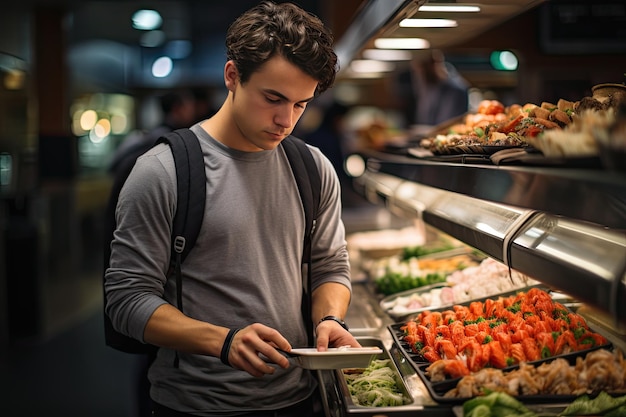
[264,89,315,103]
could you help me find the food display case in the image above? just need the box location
[321,0,626,416]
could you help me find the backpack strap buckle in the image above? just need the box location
[173,236,186,254]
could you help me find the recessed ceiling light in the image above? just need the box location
[152,56,173,78]
[400,18,458,28]
[374,38,430,49]
[418,5,481,13]
[362,49,412,61]
[350,60,396,73]
[132,9,162,31]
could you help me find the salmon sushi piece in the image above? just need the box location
[464,323,480,338]
[434,324,451,340]
[450,321,466,346]
[577,331,608,349]
[444,359,470,379]
[521,338,541,361]
[418,324,436,349]
[422,345,442,362]
[509,343,526,365]
[404,333,424,353]
[487,340,508,369]
[494,331,512,354]
[441,309,456,325]
[554,330,578,355]
[435,339,458,360]
[401,320,418,335]
[458,338,484,372]
[469,301,484,318]
[511,329,530,344]
[475,331,492,345]
[536,331,556,358]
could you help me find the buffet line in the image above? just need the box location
[320,235,626,417]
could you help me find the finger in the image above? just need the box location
[252,323,292,352]
[258,348,290,369]
[232,347,278,377]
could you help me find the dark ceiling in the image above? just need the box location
[31,0,339,93]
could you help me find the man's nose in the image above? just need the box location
[274,105,295,129]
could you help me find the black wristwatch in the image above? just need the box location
[318,315,349,331]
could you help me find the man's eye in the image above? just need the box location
[266,97,280,104]
[296,103,307,110]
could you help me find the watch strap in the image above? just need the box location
[318,315,349,331]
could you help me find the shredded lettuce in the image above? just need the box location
[344,359,408,407]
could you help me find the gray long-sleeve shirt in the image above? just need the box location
[105,123,351,414]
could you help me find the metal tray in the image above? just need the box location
[370,248,484,297]
[379,282,452,321]
[333,336,424,415]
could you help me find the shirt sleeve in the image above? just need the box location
[307,145,352,293]
[104,144,176,342]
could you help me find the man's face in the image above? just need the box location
[227,55,318,152]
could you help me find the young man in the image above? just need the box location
[104,2,358,416]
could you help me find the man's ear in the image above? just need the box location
[224,61,239,92]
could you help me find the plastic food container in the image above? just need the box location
[289,347,383,370]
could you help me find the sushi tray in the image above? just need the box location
[387,287,618,404]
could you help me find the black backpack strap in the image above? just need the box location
[156,128,206,313]
[157,128,206,270]
[156,128,206,367]
[282,136,321,346]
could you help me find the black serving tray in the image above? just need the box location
[410,345,611,405]
[387,288,613,404]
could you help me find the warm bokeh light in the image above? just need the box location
[362,49,412,61]
[79,110,98,131]
[90,118,111,143]
[3,69,25,90]
[350,60,396,73]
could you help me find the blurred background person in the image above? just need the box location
[108,89,199,177]
[300,100,368,208]
[301,101,350,182]
[396,49,469,133]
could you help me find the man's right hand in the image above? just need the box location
[224,323,292,377]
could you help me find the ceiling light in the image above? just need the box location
[362,49,412,61]
[400,18,458,28]
[374,38,430,49]
[132,9,162,30]
[350,60,396,73]
[418,5,481,13]
[152,56,173,78]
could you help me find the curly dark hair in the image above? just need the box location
[225,1,338,95]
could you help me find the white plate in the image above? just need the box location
[289,347,383,370]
